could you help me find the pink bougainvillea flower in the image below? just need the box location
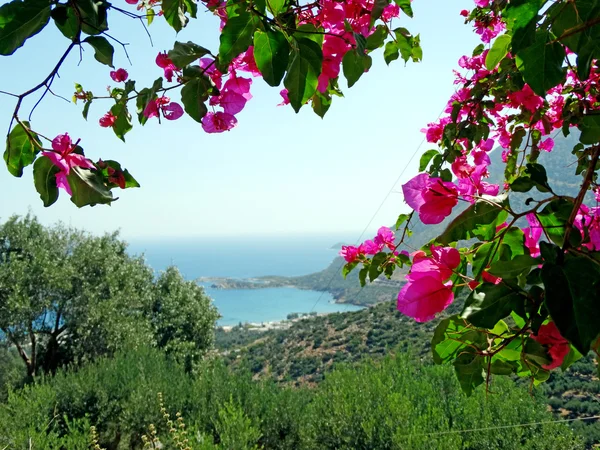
[143,97,183,121]
[125,0,137,4]
[397,246,461,322]
[457,165,499,202]
[397,276,454,323]
[223,74,253,101]
[143,99,160,119]
[110,68,128,82]
[411,246,461,280]
[278,89,290,106]
[42,133,95,195]
[481,270,502,284]
[531,322,570,370]
[340,245,360,263]
[201,111,237,133]
[421,117,450,143]
[162,102,184,120]
[218,90,247,115]
[360,239,383,255]
[99,111,116,128]
[523,213,542,257]
[155,52,178,82]
[373,226,395,250]
[538,138,555,152]
[420,178,460,224]
[402,173,459,224]
[508,84,544,113]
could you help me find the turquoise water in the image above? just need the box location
[202,286,362,326]
[128,235,362,325]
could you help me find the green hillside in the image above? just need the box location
[216,300,600,448]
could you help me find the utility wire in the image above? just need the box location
[308,129,432,314]
[396,414,600,439]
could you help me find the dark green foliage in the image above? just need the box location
[0,215,218,380]
[0,347,581,449]
[218,301,600,447]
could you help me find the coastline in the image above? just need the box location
[199,274,404,307]
[217,309,357,333]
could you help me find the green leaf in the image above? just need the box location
[393,0,413,18]
[266,0,286,16]
[462,284,524,329]
[181,77,209,123]
[342,261,358,279]
[490,358,517,375]
[253,30,289,87]
[368,252,387,282]
[76,0,108,36]
[162,0,188,32]
[472,242,496,278]
[383,41,399,65]
[358,266,368,287]
[284,38,322,113]
[110,103,132,142]
[488,254,539,279]
[438,194,509,244]
[505,0,542,31]
[511,163,552,193]
[418,149,438,172]
[33,155,59,207]
[523,338,552,369]
[579,114,600,145]
[218,11,260,68]
[311,90,332,118]
[432,315,486,364]
[551,0,600,80]
[0,0,51,55]
[294,23,324,47]
[83,36,114,67]
[499,227,526,261]
[485,34,511,70]
[543,256,600,354]
[394,28,413,62]
[370,0,389,25]
[82,100,92,120]
[168,41,211,68]
[4,121,40,177]
[453,350,485,396]
[395,213,410,230]
[342,50,372,88]
[537,198,573,246]
[67,166,114,207]
[515,30,566,96]
[182,0,197,18]
[136,78,163,126]
[366,25,387,51]
[51,5,79,39]
[98,160,140,189]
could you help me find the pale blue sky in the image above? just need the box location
[0,1,479,239]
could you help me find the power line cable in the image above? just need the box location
[308,128,433,314]
[396,414,600,439]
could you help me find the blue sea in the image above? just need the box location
[127,235,362,325]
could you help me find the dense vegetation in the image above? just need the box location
[217,300,600,447]
[0,215,218,396]
[0,346,581,449]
